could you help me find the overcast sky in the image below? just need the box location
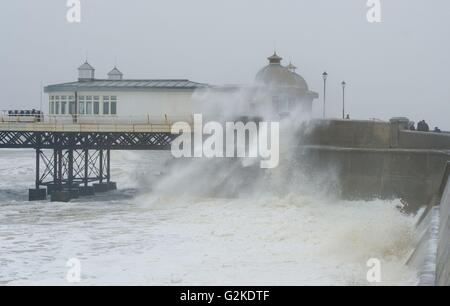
[0,0,449,128]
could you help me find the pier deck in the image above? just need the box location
[0,114,183,150]
[0,114,183,201]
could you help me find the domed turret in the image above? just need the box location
[286,62,297,72]
[267,52,283,64]
[255,52,309,90]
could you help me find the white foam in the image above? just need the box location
[0,150,419,285]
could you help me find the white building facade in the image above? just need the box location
[44,62,208,123]
[44,53,318,123]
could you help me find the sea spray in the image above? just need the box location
[0,150,420,285]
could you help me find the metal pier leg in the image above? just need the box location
[45,148,59,196]
[106,149,111,183]
[58,149,63,188]
[51,148,76,203]
[99,150,103,184]
[93,149,110,192]
[29,133,46,201]
[53,149,58,186]
[105,149,116,191]
[84,149,89,187]
[68,149,73,190]
[78,148,95,196]
[35,149,40,189]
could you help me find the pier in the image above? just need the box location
[2,114,450,208]
[0,113,179,202]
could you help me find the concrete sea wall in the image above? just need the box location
[299,118,450,211]
[300,119,392,148]
[436,164,450,286]
[300,118,450,150]
[399,130,450,150]
[299,118,450,285]
[408,163,449,286]
[299,146,450,211]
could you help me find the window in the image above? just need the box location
[84,96,92,115]
[80,96,88,115]
[110,96,117,115]
[87,96,97,115]
[103,96,110,115]
[61,96,67,114]
[55,96,60,114]
[49,96,55,114]
[69,96,75,114]
[94,98,100,115]
[61,101,66,114]
[66,95,118,116]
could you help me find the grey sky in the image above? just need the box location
[0,0,449,129]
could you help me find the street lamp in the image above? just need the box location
[341,81,346,119]
[322,72,328,119]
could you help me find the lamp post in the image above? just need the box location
[341,81,346,119]
[322,72,328,119]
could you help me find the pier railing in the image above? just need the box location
[0,112,190,202]
[0,112,193,133]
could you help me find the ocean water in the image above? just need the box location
[0,149,419,285]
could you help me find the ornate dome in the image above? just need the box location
[255,52,309,91]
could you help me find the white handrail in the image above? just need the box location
[0,111,193,126]
[0,111,193,133]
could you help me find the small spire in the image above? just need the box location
[286,61,297,72]
[268,52,282,64]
